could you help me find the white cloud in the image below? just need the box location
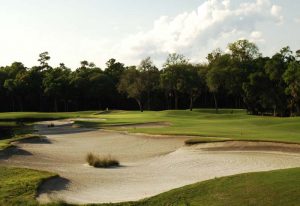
[271,5,284,24]
[250,31,265,43]
[294,17,300,24]
[250,31,262,39]
[109,0,284,66]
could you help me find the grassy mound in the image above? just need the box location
[86,153,120,168]
[0,167,56,206]
[99,167,300,206]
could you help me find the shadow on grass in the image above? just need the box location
[0,146,32,160]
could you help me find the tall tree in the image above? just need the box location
[228,39,261,62]
[163,53,189,68]
[283,61,300,116]
[3,62,27,111]
[43,65,71,112]
[161,53,189,110]
[138,57,160,110]
[38,52,51,69]
[206,51,230,113]
[118,67,145,112]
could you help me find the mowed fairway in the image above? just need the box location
[75,109,300,143]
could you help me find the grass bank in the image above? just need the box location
[0,167,56,206]
[98,167,300,206]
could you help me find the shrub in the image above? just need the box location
[86,153,119,168]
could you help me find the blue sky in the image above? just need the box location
[0,0,299,68]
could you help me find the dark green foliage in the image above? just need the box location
[0,42,299,116]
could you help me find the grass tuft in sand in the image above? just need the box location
[86,153,119,168]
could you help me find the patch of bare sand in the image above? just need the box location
[0,120,300,204]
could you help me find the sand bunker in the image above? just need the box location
[1,120,300,204]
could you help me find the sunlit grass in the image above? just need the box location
[0,167,56,206]
[76,109,300,143]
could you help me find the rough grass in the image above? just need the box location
[86,153,120,168]
[0,167,56,206]
[97,167,300,206]
[0,133,44,151]
[75,109,300,144]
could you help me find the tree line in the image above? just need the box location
[0,39,299,116]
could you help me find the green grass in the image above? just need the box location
[0,134,45,150]
[2,109,300,144]
[0,167,56,206]
[0,110,299,205]
[0,111,98,122]
[74,109,300,144]
[98,167,300,206]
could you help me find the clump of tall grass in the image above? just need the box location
[47,123,55,128]
[86,153,119,168]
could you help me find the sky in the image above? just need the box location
[0,0,299,69]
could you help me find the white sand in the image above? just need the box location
[1,120,300,204]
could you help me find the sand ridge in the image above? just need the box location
[0,119,300,204]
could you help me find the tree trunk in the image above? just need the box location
[136,99,143,112]
[39,92,43,112]
[63,100,68,112]
[66,100,69,112]
[54,98,58,112]
[174,91,178,110]
[213,93,218,113]
[98,99,102,110]
[18,96,23,111]
[189,96,193,111]
[11,96,15,112]
[147,90,151,111]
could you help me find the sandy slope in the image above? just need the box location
[1,120,300,204]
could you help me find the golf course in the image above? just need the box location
[1,0,300,205]
[0,109,300,206]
